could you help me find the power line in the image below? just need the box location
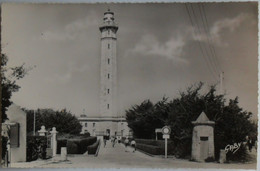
[200,4,222,73]
[185,4,218,80]
[190,4,219,78]
[198,4,221,75]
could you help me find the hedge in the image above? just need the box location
[135,139,175,155]
[79,137,97,154]
[26,136,47,161]
[67,136,97,154]
[136,143,164,155]
[87,139,100,155]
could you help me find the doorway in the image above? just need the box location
[200,136,209,161]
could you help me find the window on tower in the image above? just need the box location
[108,30,110,35]
[107,89,110,94]
[108,58,110,64]
[108,44,110,49]
[107,104,109,109]
[93,123,95,127]
[108,73,110,79]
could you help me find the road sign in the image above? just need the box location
[162,126,171,159]
[163,134,170,139]
[162,126,171,135]
[155,128,162,133]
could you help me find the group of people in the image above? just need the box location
[102,136,137,153]
[124,137,136,152]
[103,136,119,148]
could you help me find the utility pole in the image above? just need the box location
[33,110,36,136]
[220,71,224,95]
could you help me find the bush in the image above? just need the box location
[136,143,164,155]
[126,84,257,161]
[136,139,174,155]
[2,136,8,160]
[88,139,100,155]
[226,144,250,162]
[79,137,97,154]
[67,137,97,154]
[67,140,79,154]
[26,136,47,162]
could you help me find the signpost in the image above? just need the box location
[155,128,162,140]
[162,126,171,159]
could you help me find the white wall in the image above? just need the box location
[6,104,27,163]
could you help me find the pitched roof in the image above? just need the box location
[192,111,215,125]
[196,111,209,122]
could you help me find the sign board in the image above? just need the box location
[163,134,170,139]
[155,128,162,133]
[10,123,20,148]
[162,126,171,135]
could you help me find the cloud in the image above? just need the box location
[192,13,252,46]
[126,34,187,63]
[45,62,90,83]
[41,11,98,41]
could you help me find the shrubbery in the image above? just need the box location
[126,83,257,161]
[25,108,82,135]
[66,137,97,154]
[136,143,163,155]
[135,139,174,155]
[87,139,100,155]
[27,136,47,161]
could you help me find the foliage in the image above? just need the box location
[1,137,8,160]
[26,136,47,162]
[135,139,174,155]
[25,108,82,135]
[1,54,29,122]
[67,137,97,154]
[126,82,257,160]
[136,144,163,155]
[126,98,168,139]
[87,139,100,155]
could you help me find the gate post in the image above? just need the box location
[50,127,58,158]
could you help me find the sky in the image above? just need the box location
[2,2,258,120]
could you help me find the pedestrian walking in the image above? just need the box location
[248,137,253,152]
[131,139,136,152]
[104,138,107,147]
[125,137,129,152]
[112,137,116,147]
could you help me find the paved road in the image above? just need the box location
[11,140,257,169]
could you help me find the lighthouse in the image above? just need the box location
[99,9,118,118]
[78,9,131,138]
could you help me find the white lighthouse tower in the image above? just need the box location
[78,9,131,138]
[99,9,118,118]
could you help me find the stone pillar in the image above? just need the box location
[191,112,215,162]
[219,149,226,163]
[50,127,58,157]
[38,125,47,136]
[61,147,67,161]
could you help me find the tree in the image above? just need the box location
[25,108,82,135]
[1,54,28,122]
[1,54,29,160]
[125,82,257,161]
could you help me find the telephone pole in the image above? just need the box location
[220,71,224,95]
[33,110,36,136]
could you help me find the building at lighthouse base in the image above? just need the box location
[78,115,132,138]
